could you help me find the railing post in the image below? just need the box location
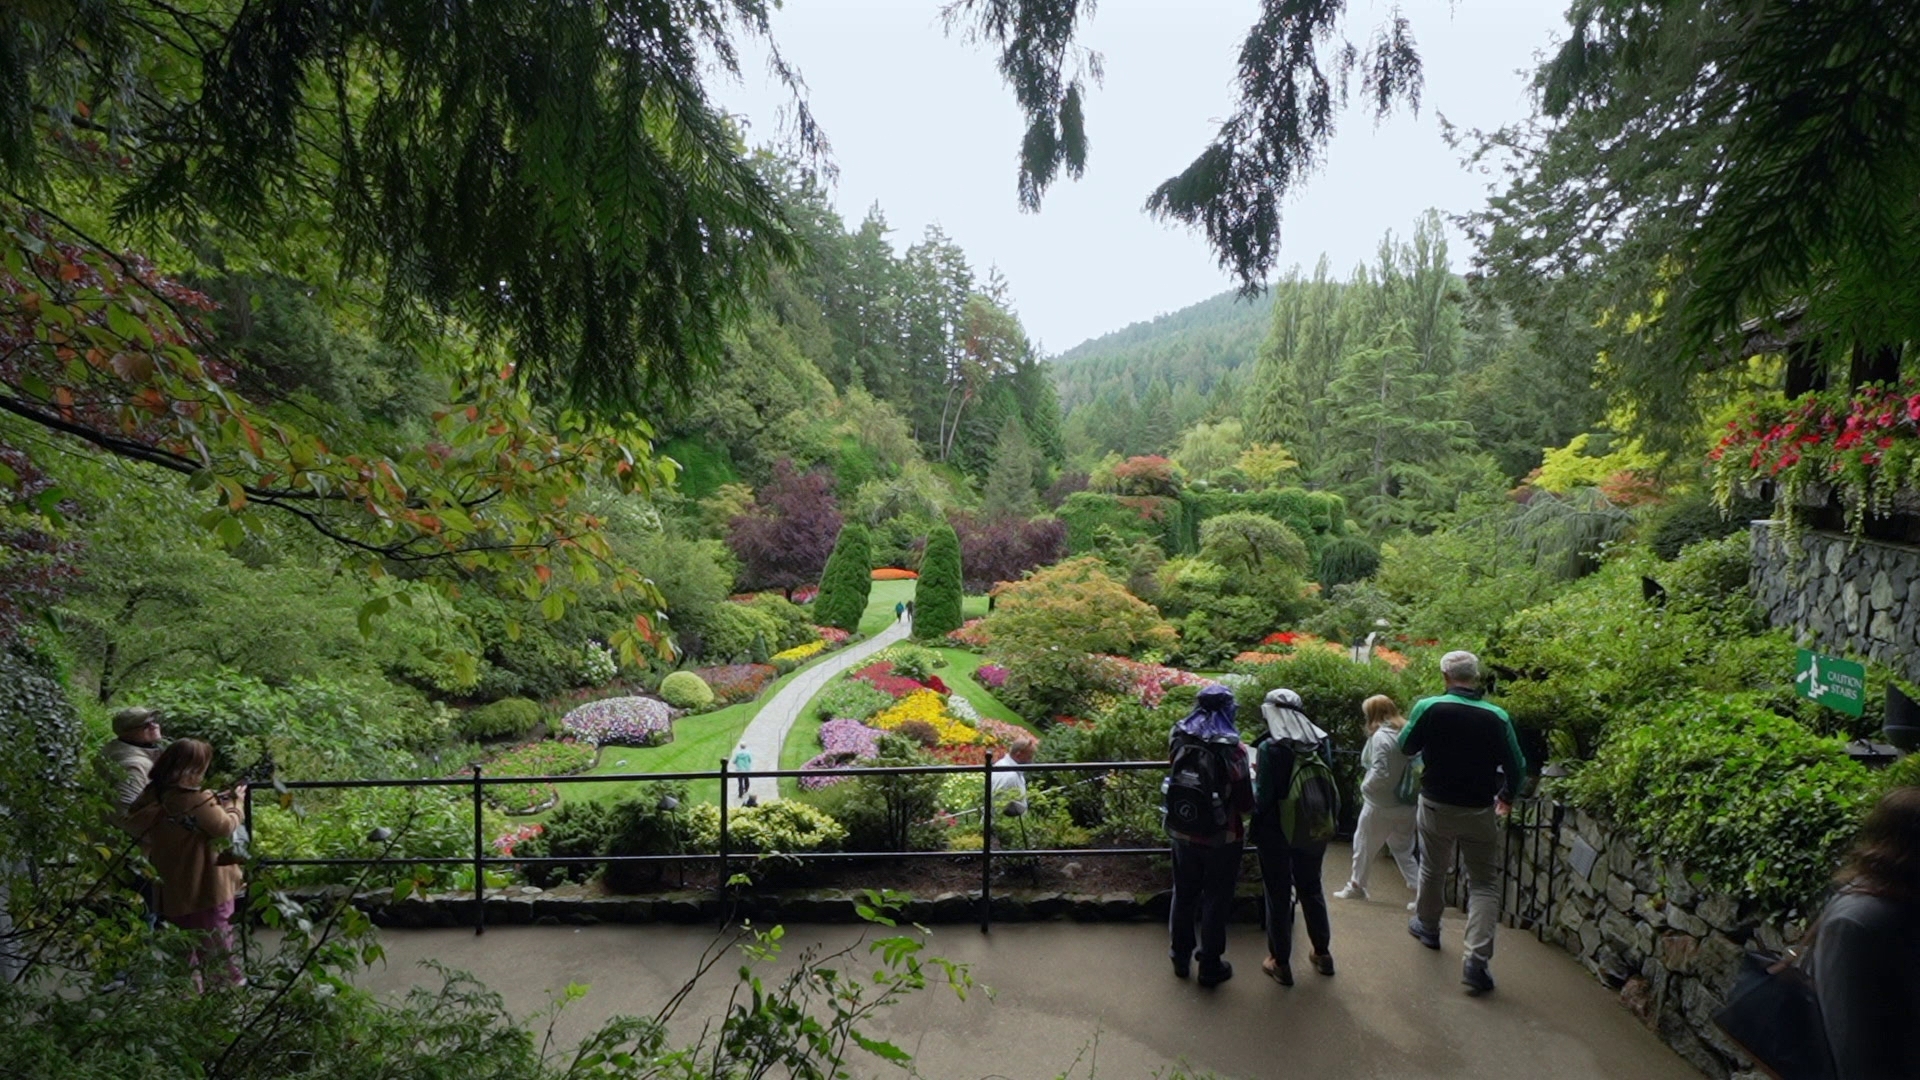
[471,763,485,936]
[980,753,993,934]
[717,758,730,923]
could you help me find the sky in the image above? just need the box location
[715,1,1570,354]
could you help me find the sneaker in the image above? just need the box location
[1332,883,1367,900]
[1262,955,1293,986]
[1196,960,1234,988]
[1463,958,1495,995]
[1407,916,1441,950]
[1310,951,1335,976]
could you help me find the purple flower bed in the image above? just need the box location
[976,664,1009,690]
[798,719,884,789]
[559,696,673,747]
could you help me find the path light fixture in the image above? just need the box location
[655,795,679,812]
[1843,738,1902,770]
[366,826,393,843]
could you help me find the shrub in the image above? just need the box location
[578,641,618,686]
[479,740,596,813]
[976,663,1009,690]
[874,643,941,680]
[991,641,1130,723]
[914,522,965,640]
[812,523,874,632]
[254,785,504,888]
[716,800,847,854]
[1316,535,1382,589]
[517,781,694,890]
[893,719,941,748]
[695,663,778,704]
[658,670,715,710]
[803,736,946,851]
[812,678,894,722]
[459,697,544,742]
[1560,695,1877,911]
[946,618,992,649]
[1647,490,1770,560]
[559,696,674,746]
[983,556,1176,656]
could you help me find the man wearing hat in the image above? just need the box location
[101,706,166,822]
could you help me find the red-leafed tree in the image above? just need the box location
[949,512,1067,597]
[727,460,843,599]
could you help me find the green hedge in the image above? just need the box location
[459,697,544,741]
[658,671,715,710]
[1560,695,1877,911]
[812,523,872,633]
[1059,488,1350,558]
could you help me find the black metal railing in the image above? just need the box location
[245,757,1179,936]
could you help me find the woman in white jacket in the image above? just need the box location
[1334,694,1420,902]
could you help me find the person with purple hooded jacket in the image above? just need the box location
[1164,684,1254,988]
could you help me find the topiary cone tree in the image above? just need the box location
[813,522,873,633]
[914,522,965,640]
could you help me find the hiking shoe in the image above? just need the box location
[1196,960,1233,988]
[1408,916,1441,950]
[1333,883,1367,900]
[1310,952,1335,976]
[1463,959,1495,995]
[1262,955,1293,986]
[1171,952,1191,980]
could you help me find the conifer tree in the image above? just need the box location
[981,417,1039,519]
[812,523,873,633]
[914,523,965,640]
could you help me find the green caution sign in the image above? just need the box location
[1795,649,1867,716]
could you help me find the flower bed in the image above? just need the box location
[692,663,778,704]
[976,663,1009,689]
[559,696,673,747]
[871,690,981,746]
[849,661,926,699]
[798,719,885,789]
[946,618,992,648]
[814,626,851,646]
[492,822,544,857]
[975,717,1031,747]
[871,567,918,580]
[771,639,827,665]
[481,740,597,814]
[1096,655,1208,707]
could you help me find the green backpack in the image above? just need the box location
[1279,742,1341,845]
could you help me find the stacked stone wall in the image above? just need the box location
[1750,521,1920,683]
[1511,805,1805,1080]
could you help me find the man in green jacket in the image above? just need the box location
[1400,650,1528,995]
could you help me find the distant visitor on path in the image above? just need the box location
[1336,694,1421,905]
[1250,688,1339,987]
[1814,785,1920,1078]
[732,743,752,798]
[895,601,906,622]
[1400,650,1528,995]
[1162,684,1253,988]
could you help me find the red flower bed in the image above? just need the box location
[692,663,779,704]
[849,662,925,699]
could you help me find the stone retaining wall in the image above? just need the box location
[1512,804,1803,1080]
[1750,520,1920,682]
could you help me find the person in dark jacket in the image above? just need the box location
[1165,684,1254,988]
[1399,650,1527,995]
[1814,785,1920,1078]
[1251,688,1335,986]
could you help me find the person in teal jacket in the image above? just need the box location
[1400,650,1528,996]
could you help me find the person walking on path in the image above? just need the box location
[1250,688,1337,986]
[1336,694,1421,904]
[731,744,752,799]
[895,601,906,622]
[1401,650,1528,995]
[1164,684,1253,988]
[1813,785,1920,1078]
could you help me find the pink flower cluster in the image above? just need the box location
[694,663,778,704]
[798,719,885,789]
[814,626,851,645]
[559,696,673,747]
[1097,655,1209,706]
[492,823,544,856]
[976,717,1031,747]
[976,663,1009,690]
[946,619,992,648]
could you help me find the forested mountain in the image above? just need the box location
[1051,287,1277,414]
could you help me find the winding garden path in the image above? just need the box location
[735,616,911,803]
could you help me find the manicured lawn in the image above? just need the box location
[857,577,918,636]
[933,647,1032,732]
[961,593,989,620]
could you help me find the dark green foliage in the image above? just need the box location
[658,671,715,710]
[1560,696,1876,911]
[139,671,431,777]
[518,781,694,891]
[0,638,84,868]
[459,698,543,742]
[696,594,813,664]
[803,737,944,852]
[914,523,964,640]
[1647,491,1770,561]
[1316,536,1381,589]
[812,523,873,633]
[659,435,740,500]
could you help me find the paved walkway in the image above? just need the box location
[350,856,1703,1079]
[734,616,911,803]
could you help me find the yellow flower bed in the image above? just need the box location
[870,690,982,746]
[771,639,827,664]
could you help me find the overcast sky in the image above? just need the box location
[715,1,1569,354]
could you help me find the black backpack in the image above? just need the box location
[1164,733,1235,837]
